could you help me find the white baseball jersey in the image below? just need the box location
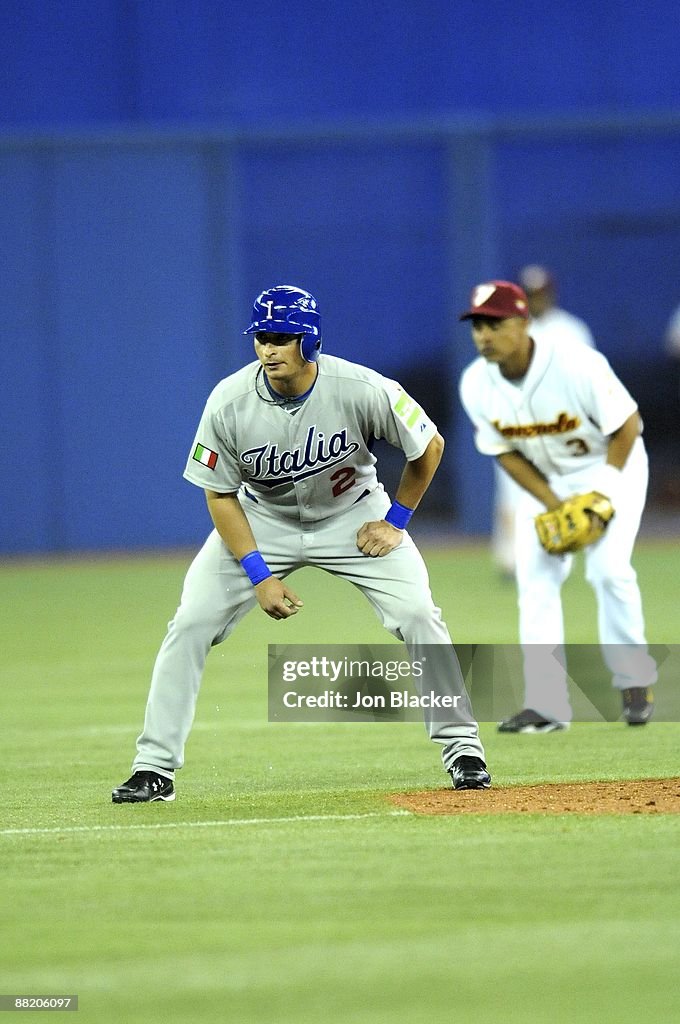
[184,355,437,520]
[528,307,595,349]
[459,334,638,480]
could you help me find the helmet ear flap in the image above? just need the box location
[300,334,322,362]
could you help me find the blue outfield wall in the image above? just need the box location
[2,0,680,553]
[2,119,680,554]
[2,1,680,125]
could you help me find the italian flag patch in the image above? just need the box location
[192,443,218,470]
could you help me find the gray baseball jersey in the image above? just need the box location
[183,355,436,518]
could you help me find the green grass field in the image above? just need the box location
[2,538,679,1023]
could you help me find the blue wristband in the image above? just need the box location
[240,550,273,586]
[384,500,414,531]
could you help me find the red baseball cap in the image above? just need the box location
[459,280,530,321]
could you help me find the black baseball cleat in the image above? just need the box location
[621,687,654,726]
[498,708,569,734]
[448,756,491,790]
[112,771,175,803]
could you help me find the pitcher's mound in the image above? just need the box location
[390,777,680,815]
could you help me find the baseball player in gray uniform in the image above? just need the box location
[113,285,490,801]
[458,280,657,733]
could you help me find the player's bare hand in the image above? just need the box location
[356,520,404,558]
[254,577,303,619]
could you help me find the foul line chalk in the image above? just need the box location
[0,810,412,837]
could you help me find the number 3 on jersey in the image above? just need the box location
[566,437,591,456]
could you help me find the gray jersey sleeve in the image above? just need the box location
[183,382,243,493]
[364,372,438,459]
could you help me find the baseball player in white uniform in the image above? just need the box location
[113,285,490,801]
[458,280,657,733]
[492,266,597,577]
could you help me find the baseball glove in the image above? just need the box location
[535,492,615,555]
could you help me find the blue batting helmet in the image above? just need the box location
[243,285,322,362]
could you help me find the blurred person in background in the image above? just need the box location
[491,265,596,578]
[661,301,680,505]
[518,264,596,348]
[664,301,680,370]
[663,299,680,356]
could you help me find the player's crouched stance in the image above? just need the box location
[458,280,657,733]
[113,285,490,803]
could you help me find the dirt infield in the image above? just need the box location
[390,777,680,815]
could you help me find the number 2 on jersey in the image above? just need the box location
[330,466,356,497]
